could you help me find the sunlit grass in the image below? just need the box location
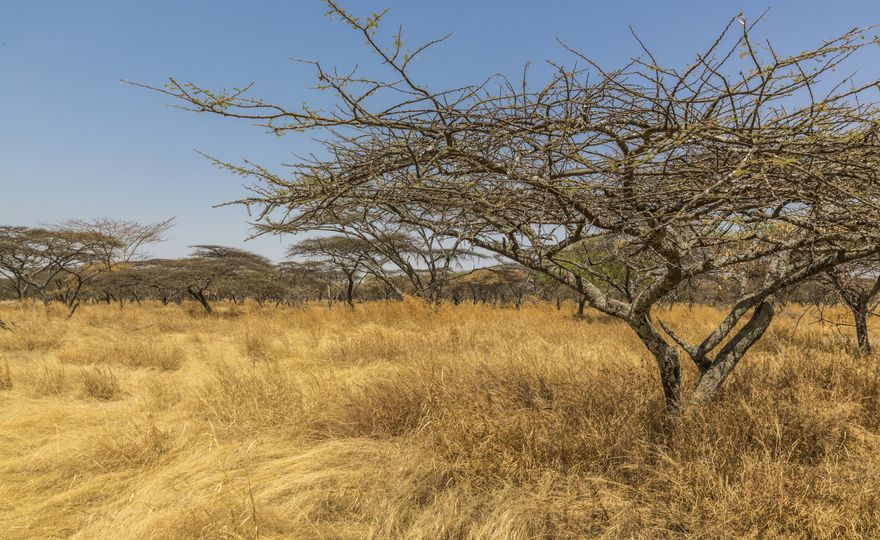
[0,299,878,538]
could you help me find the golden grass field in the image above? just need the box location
[0,300,878,539]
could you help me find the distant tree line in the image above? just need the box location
[0,221,582,312]
[2,221,876,351]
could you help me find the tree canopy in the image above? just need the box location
[137,7,880,409]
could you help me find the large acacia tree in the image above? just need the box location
[142,6,880,411]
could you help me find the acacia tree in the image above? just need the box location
[143,7,880,411]
[277,260,338,304]
[288,236,376,306]
[267,204,478,303]
[0,226,88,302]
[458,268,499,305]
[0,219,171,315]
[484,263,535,309]
[0,227,43,300]
[127,259,185,305]
[169,245,275,313]
[85,266,145,306]
[51,219,173,316]
[820,261,880,354]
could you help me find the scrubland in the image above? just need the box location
[0,300,878,539]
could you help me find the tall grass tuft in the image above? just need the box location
[80,365,121,400]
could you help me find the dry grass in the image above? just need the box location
[79,365,122,400]
[0,299,878,539]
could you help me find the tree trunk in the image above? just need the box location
[574,276,587,318]
[198,294,213,314]
[66,301,80,319]
[188,288,213,314]
[631,314,682,413]
[345,275,355,307]
[576,295,587,318]
[852,303,871,355]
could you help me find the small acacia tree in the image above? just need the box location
[174,245,275,313]
[486,263,535,310]
[128,259,185,305]
[265,203,478,303]
[819,260,880,354]
[277,260,338,304]
[142,6,880,411]
[288,236,376,307]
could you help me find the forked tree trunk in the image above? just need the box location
[830,274,879,356]
[691,301,775,405]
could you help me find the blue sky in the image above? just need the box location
[2,1,878,260]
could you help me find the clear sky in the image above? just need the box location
[2,1,878,261]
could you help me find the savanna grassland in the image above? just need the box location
[1,300,879,539]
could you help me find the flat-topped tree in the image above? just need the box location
[127,259,186,305]
[0,226,108,305]
[84,265,145,306]
[178,245,275,313]
[277,260,338,304]
[288,236,377,307]
[142,5,880,411]
[330,215,477,304]
[0,226,56,300]
[260,196,479,303]
[52,219,173,315]
[136,246,275,313]
[487,263,536,309]
[0,219,172,315]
